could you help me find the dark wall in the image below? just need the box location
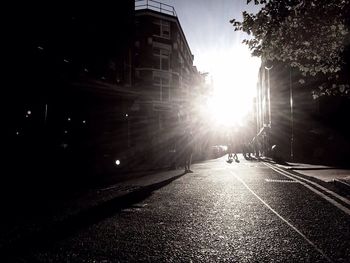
[3,1,135,185]
[268,61,350,165]
[6,1,134,90]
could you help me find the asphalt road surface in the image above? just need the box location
[19,157,350,262]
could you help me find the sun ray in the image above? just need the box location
[198,46,260,128]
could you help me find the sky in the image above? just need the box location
[162,1,258,67]
[159,0,262,125]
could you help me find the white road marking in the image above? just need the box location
[264,163,350,216]
[228,169,334,263]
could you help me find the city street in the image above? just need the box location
[17,156,350,262]
[5,1,350,262]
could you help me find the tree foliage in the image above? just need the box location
[231,0,350,97]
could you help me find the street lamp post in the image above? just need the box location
[264,65,273,127]
[289,67,294,161]
[264,64,273,156]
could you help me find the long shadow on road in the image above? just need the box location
[1,171,186,261]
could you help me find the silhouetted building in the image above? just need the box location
[131,0,204,164]
[256,12,350,165]
[4,0,207,181]
[256,57,350,165]
[255,8,350,165]
[5,1,136,180]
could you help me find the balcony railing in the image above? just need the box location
[135,0,177,17]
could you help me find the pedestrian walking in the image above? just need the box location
[231,131,239,162]
[227,143,233,162]
[226,130,239,163]
[183,127,194,173]
[252,136,260,158]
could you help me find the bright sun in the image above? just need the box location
[202,46,260,127]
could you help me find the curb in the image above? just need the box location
[264,160,350,197]
[334,179,350,193]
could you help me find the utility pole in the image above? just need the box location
[264,65,273,127]
[265,64,273,156]
[289,67,294,161]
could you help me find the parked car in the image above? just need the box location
[211,145,228,158]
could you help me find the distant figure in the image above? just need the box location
[227,143,233,161]
[231,132,239,162]
[247,142,253,159]
[242,142,248,160]
[252,136,260,158]
[243,140,253,160]
[183,128,194,173]
[227,143,234,163]
[227,131,239,163]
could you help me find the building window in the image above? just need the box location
[153,48,170,70]
[153,73,171,101]
[178,53,184,66]
[153,20,170,39]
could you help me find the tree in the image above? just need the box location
[231,0,350,97]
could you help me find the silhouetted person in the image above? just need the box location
[242,142,250,160]
[247,142,253,159]
[232,132,239,162]
[183,128,194,173]
[227,130,239,163]
[252,136,260,158]
[227,143,233,161]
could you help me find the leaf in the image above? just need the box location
[231,0,350,95]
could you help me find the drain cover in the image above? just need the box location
[265,179,298,183]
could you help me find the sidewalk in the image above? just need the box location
[0,167,186,256]
[272,160,350,190]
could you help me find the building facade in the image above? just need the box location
[256,59,350,164]
[131,0,205,165]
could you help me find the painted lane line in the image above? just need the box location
[265,163,350,206]
[264,163,350,216]
[229,170,334,263]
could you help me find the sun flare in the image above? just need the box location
[201,46,260,127]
